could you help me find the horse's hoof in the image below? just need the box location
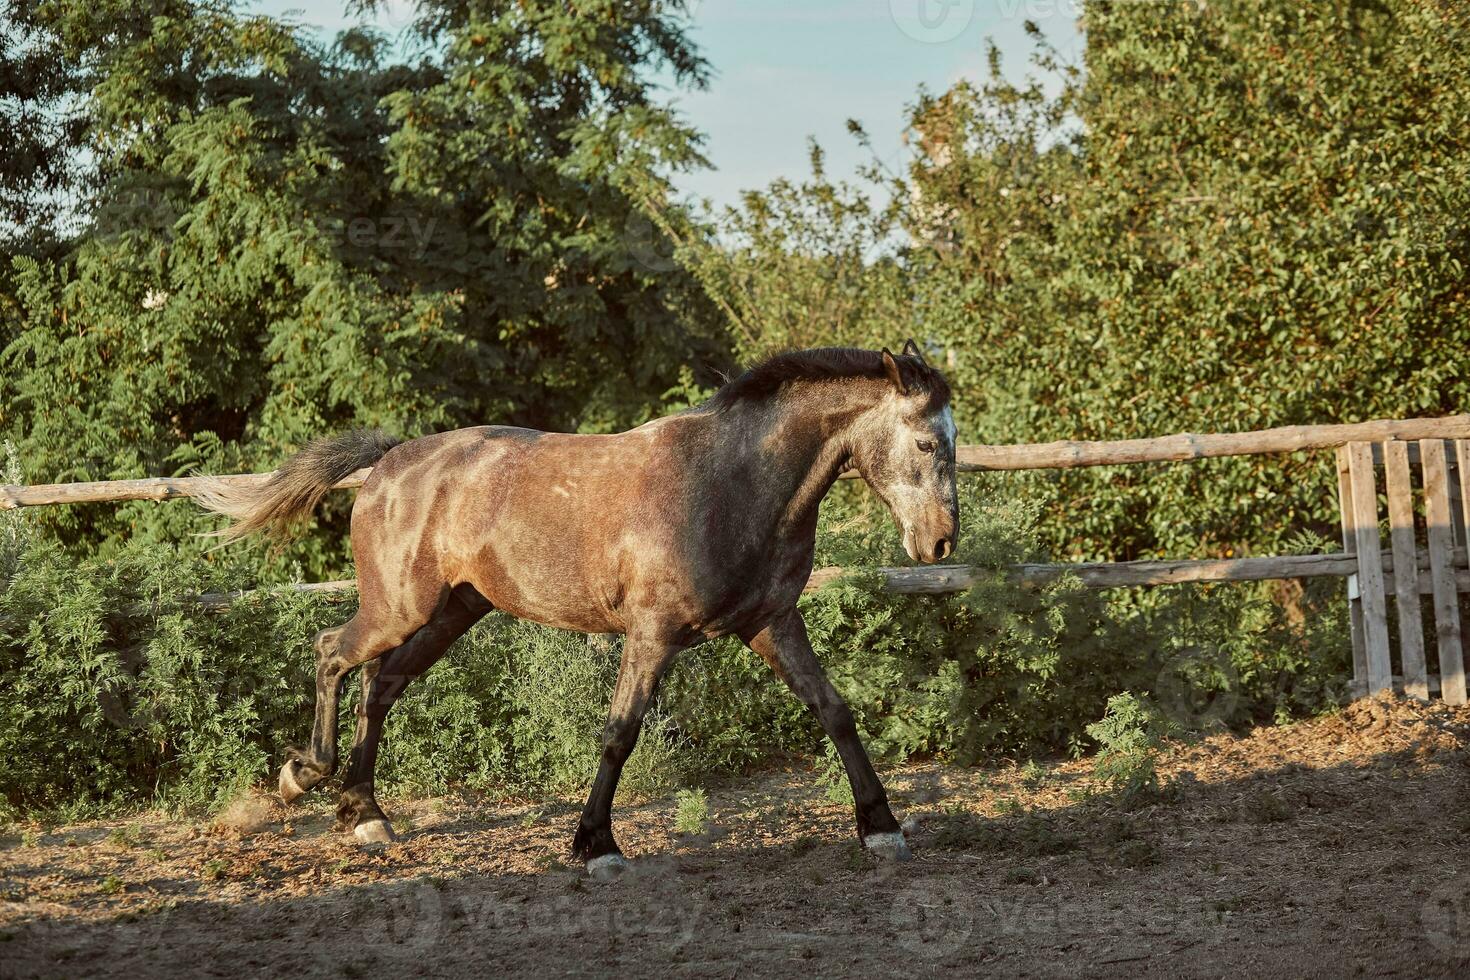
[585,853,630,882]
[279,761,310,804]
[353,818,397,845]
[864,831,913,862]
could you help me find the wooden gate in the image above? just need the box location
[1337,440,1470,704]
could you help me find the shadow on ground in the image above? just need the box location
[3,696,1468,978]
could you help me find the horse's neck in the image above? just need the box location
[717,385,874,536]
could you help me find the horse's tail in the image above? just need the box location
[194,429,401,544]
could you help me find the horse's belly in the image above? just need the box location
[463,541,622,635]
[481,585,621,635]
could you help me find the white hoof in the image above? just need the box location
[278,762,309,804]
[353,819,397,845]
[865,831,913,862]
[586,853,630,882]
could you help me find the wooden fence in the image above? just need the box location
[5,414,1469,704]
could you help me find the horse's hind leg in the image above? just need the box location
[335,587,491,842]
[278,610,422,804]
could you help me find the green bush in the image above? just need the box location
[1085,692,1172,808]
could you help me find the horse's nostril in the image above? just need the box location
[935,538,952,561]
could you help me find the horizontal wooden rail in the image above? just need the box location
[194,546,1469,610]
[807,549,1468,593]
[0,468,374,509]
[4,415,1466,509]
[954,414,1470,471]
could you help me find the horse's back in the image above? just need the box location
[349,421,703,634]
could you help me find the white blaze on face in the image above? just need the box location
[883,405,958,561]
[937,407,956,453]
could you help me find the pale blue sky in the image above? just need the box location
[253,1,1083,210]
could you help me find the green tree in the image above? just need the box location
[695,0,1470,563]
[918,1,1470,560]
[0,0,725,575]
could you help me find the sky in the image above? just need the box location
[252,1,1084,211]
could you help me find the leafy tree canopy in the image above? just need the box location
[691,0,1470,562]
[0,0,724,572]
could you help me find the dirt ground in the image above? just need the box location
[3,695,1468,979]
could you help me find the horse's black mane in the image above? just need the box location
[704,347,951,412]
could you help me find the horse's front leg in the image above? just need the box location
[572,633,681,880]
[746,608,909,860]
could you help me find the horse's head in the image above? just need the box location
[850,341,960,563]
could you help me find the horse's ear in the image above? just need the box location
[902,338,927,364]
[881,347,909,394]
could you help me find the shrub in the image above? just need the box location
[1085,693,1173,809]
[673,788,709,835]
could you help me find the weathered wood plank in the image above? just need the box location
[1458,440,1470,555]
[5,415,1470,508]
[1422,439,1467,705]
[194,550,1469,611]
[1459,440,1470,697]
[804,554,1369,593]
[1384,442,1428,699]
[0,469,373,509]
[1003,553,1363,589]
[956,414,1470,472]
[193,579,358,612]
[1346,443,1393,694]
[1336,447,1369,690]
[1448,440,1468,549]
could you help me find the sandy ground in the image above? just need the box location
[3,695,1468,979]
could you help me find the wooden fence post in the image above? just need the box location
[1346,443,1393,694]
[1459,440,1470,696]
[1421,439,1467,705]
[1336,446,1369,693]
[1458,441,1470,543]
[1383,441,1429,699]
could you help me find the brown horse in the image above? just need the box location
[198,343,958,878]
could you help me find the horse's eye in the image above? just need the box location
[916,439,935,454]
